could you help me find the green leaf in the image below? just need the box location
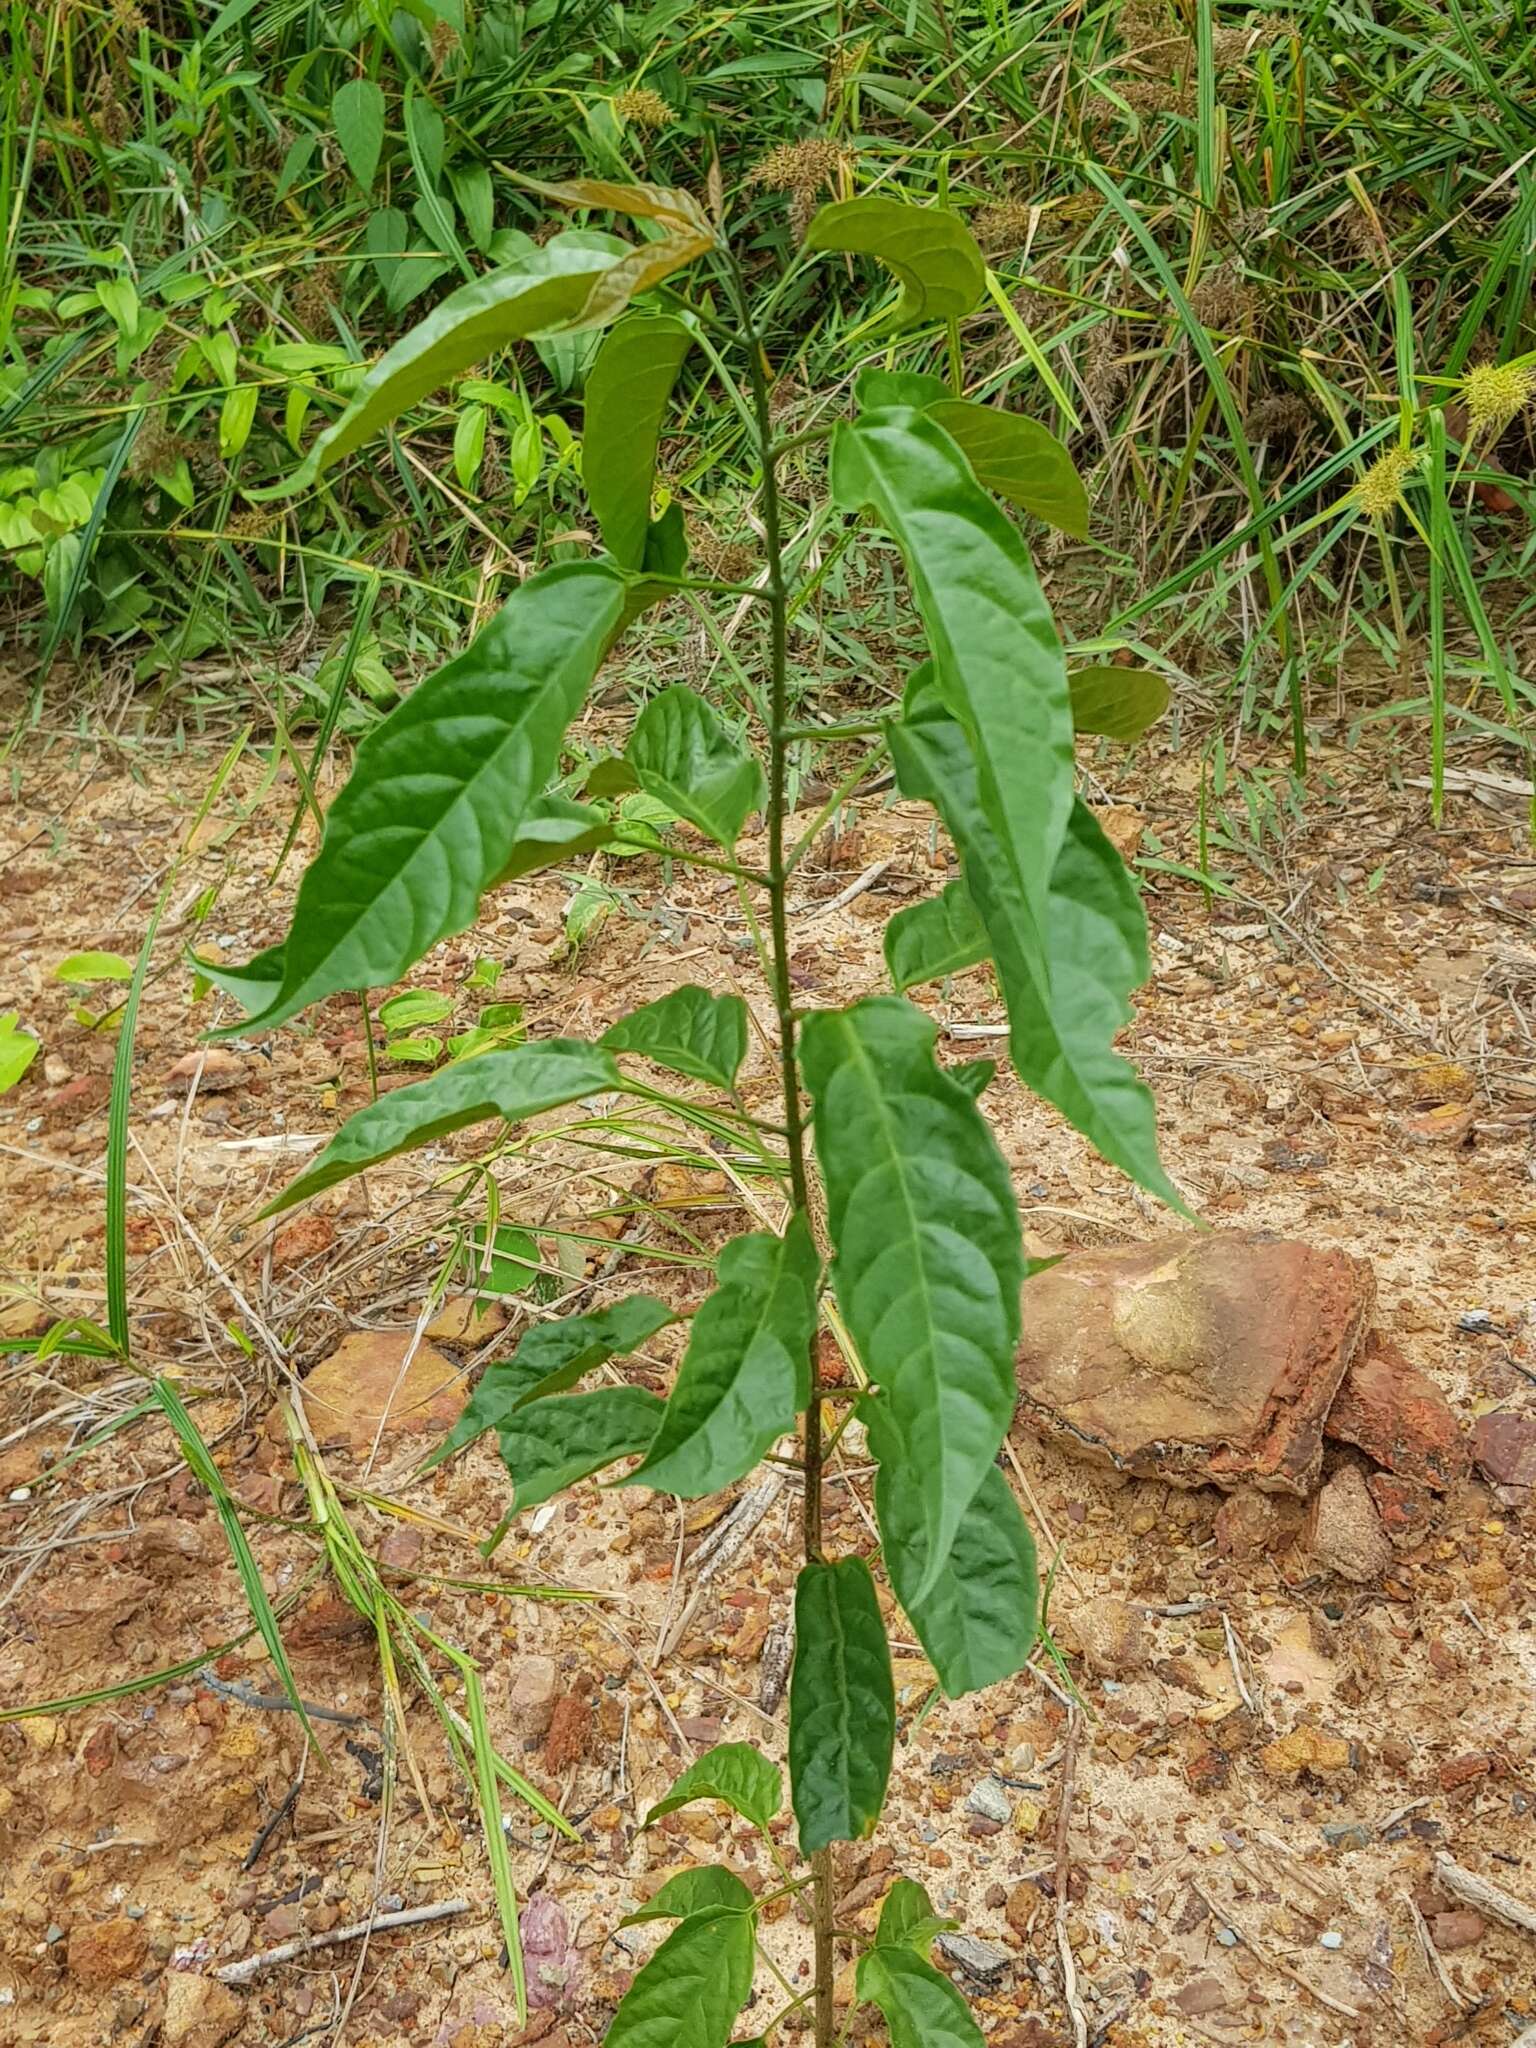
[927,400,1090,540]
[494,795,614,882]
[626,686,765,848]
[0,1013,40,1093]
[857,1942,984,2048]
[497,1385,663,1512]
[274,240,623,491]
[461,1223,539,1298]
[261,1039,620,1214]
[601,986,748,1090]
[883,880,989,991]
[378,989,455,1032]
[876,1462,1037,1697]
[890,686,1182,1206]
[621,1867,754,1926]
[212,562,625,1037]
[628,1214,818,1497]
[605,1907,755,2048]
[800,999,1023,1595]
[875,1878,957,1958]
[789,1557,895,1853]
[54,950,135,985]
[832,407,1074,1014]
[332,78,385,194]
[855,369,952,409]
[952,1057,996,1101]
[805,198,985,327]
[425,1294,676,1469]
[1068,665,1171,741]
[191,938,286,1014]
[453,402,488,490]
[584,314,694,569]
[644,1742,783,1833]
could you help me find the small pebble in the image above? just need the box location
[1457,1310,1494,1333]
[966,1776,1013,1825]
[44,1925,65,1945]
[1319,1931,1344,1950]
[1216,1928,1238,1948]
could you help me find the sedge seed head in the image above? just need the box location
[1460,361,1536,438]
[1351,444,1420,518]
[746,138,854,195]
[612,86,675,130]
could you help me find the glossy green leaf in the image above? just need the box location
[626,686,765,848]
[605,1907,755,2048]
[55,950,135,984]
[494,795,614,882]
[832,407,1074,1011]
[583,315,694,567]
[621,1867,754,1926]
[1068,664,1172,741]
[262,1039,620,1214]
[601,986,749,1090]
[876,1461,1037,1697]
[497,1385,663,1512]
[857,1942,984,2048]
[789,1557,895,1853]
[460,1223,539,1298]
[952,1057,995,1101]
[0,1013,40,1093]
[378,989,455,1032]
[276,240,622,490]
[628,1213,819,1496]
[801,999,1023,1594]
[875,1878,956,1958]
[212,563,625,1037]
[928,400,1090,539]
[890,684,1183,1207]
[193,937,286,1013]
[448,161,496,253]
[884,880,989,991]
[332,78,384,193]
[805,198,985,327]
[855,369,952,409]
[425,1293,675,1470]
[645,1742,783,1833]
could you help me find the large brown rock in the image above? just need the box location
[294,1330,467,1455]
[1325,1333,1466,1490]
[1014,1232,1373,1494]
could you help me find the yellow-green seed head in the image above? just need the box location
[1461,361,1536,438]
[1351,445,1420,518]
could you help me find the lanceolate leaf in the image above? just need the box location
[1068,664,1172,741]
[584,314,694,568]
[801,999,1023,1593]
[425,1293,676,1470]
[601,986,749,1090]
[876,1461,1037,1697]
[890,685,1182,1206]
[832,407,1074,1009]
[621,1867,754,1926]
[789,1557,895,1853]
[263,1039,620,1214]
[644,1742,783,1833]
[498,1385,663,1512]
[331,78,385,194]
[805,198,985,327]
[213,563,625,1038]
[884,880,989,991]
[604,1908,755,2048]
[513,173,713,238]
[626,686,765,847]
[628,1213,818,1496]
[856,1943,984,2048]
[272,239,622,491]
[927,400,1090,539]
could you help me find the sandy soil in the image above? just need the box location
[2,711,1535,2048]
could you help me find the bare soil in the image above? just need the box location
[2,716,1535,2048]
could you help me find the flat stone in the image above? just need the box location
[1307,1464,1393,1583]
[1325,1334,1466,1489]
[1472,1409,1536,1506]
[506,1655,561,1741]
[163,1973,245,2048]
[1066,1595,1147,1677]
[294,1330,467,1454]
[1173,1978,1231,2016]
[935,1932,1010,1982]
[1430,1910,1485,1952]
[1259,1725,1354,1778]
[1013,1232,1374,1494]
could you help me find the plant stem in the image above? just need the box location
[728,250,837,2048]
